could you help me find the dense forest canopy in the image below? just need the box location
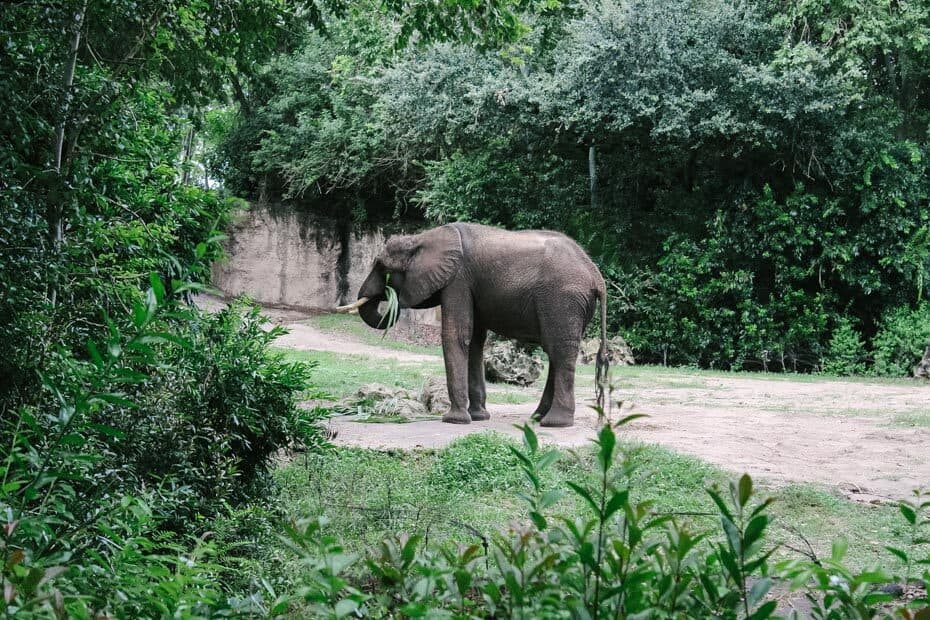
[215,0,930,372]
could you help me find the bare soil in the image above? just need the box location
[203,297,930,502]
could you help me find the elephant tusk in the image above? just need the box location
[335,297,370,313]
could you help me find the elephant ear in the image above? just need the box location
[393,224,463,306]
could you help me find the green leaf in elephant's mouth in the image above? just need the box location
[379,275,400,335]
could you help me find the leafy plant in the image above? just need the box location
[823,318,868,376]
[872,303,930,377]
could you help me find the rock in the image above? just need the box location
[419,375,450,414]
[913,343,930,379]
[348,384,428,418]
[484,340,543,386]
[578,336,635,366]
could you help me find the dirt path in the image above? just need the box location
[202,297,930,501]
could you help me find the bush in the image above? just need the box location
[279,424,930,618]
[97,299,323,525]
[873,303,930,376]
[823,317,868,376]
[0,279,323,617]
[428,432,524,494]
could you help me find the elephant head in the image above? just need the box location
[339,225,463,329]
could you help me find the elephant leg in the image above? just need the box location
[531,367,554,421]
[539,339,580,428]
[468,326,490,421]
[440,287,473,424]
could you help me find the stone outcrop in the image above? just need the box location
[484,340,543,386]
[578,336,635,366]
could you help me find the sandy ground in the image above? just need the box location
[198,296,930,502]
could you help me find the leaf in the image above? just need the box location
[539,489,564,510]
[746,600,777,620]
[149,272,165,303]
[529,510,547,530]
[831,538,848,562]
[90,393,137,409]
[738,474,753,508]
[721,516,742,556]
[747,577,772,608]
[334,598,358,618]
[537,448,560,471]
[566,482,600,515]
[744,514,769,547]
[885,546,908,563]
[327,553,357,575]
[520,424,539,453]
[89,422,126,439]
[900,504,917,525]
[401,534,421,565]
[603,489,630,521]
[596,424,616,471]
[707,487,735,522]
[614,413,649,428]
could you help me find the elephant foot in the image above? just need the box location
[469,408,491,421]
[540,408,574,428]
[442,409,472,424]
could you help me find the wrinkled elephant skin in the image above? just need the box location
[351,223,608,428]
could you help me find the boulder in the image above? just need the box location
[914,343,930,379]
[484,340,543,386]
[578,336,635,366]
[342,379,451,418]
[419,375,450,413]
[348,384,428,418]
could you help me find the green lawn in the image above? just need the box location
[275,432,924,573]
[308,313,442,356]
[281,348,445,399]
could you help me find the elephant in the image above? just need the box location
[337,222,608,428]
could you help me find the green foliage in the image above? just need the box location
[101,299,322,524]
[823,318,868,376]
[276,425,930,618]
[216,0,930,375]
[429,433,524,494]
[0,278,318,617]
[872,303,930,377]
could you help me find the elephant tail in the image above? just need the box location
[595,279,609,414]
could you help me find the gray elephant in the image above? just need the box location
[337,223,608,427]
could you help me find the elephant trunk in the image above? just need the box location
[356,268,389,330]
[358,296,388,330]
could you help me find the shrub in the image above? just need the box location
[94,299,323,525]
[0,278,324,617]
[428,432,524,494]
[873,303,930,376]
[823,317,868,376]
[279,424,930,618]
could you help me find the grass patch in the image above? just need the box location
[278,348,443,398]
[891,411,930,427]
[274,433,922,572]
[485,388,537,405]
[308,313,442,356]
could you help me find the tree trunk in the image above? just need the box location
[49,0,87,306]
[180,125,195,185]
[588,143,597,211]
